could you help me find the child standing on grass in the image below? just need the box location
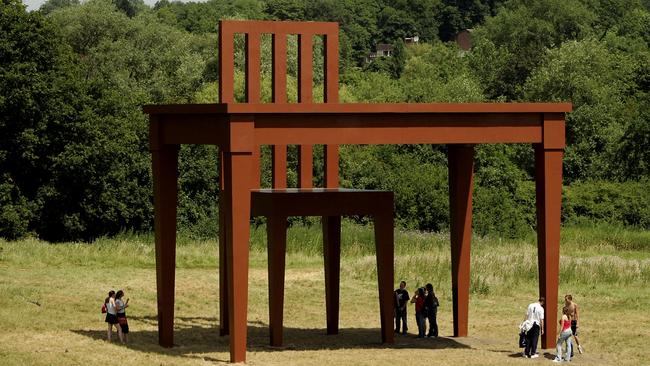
[105,290,122,342]
[115,290,130,344]
[411,287,426,338]
[553,308,573,362]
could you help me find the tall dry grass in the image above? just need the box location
[1,222,649,365]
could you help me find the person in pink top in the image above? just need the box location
[553,308,573,362]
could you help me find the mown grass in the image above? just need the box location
[0,222,649,365]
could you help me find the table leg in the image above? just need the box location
[535,144,563,349]
[323,215,341,335]
[152,144,179,347]
[448,144,474,338]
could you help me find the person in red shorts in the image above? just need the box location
[115,290,130,344]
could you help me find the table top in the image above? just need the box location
[146,102,571,147]
[143,102,572,115]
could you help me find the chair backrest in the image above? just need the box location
[218,20,339,189]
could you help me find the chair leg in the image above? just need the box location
[219,149,229,336]
[222,151,253,363]
[323,215,341,335]
[267,215,287,347]
[374,210,394,344]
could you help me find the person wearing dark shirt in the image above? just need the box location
[394,281,409,334]
[424,283,439,337]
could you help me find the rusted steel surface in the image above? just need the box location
[143,102,572,115]
[448,145,474,337]
[145,19,570,363]
[251,189,395,347]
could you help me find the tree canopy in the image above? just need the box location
[1,0,649,241]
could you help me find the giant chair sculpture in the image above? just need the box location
[216,20,395,348]
[145,20,571,363]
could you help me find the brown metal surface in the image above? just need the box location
[218,150,229,336]
[448,145,474,337]
[222,115,255,361]
[143,102,572,115]
[535,115,565,348]
[324,145,339,188]
[323,215,341,335]
[150,132,178,347]
[146,20,569,363]
[251,189,394,345]
[272,34,287,103]
[219,19,356,362]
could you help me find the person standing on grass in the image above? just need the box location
[394,281,409,334]
[564,294,584,355]
[105,290,122,342]
[424,283,439,337]
[553,308,573,362]
[115,290,130,344]
[411,287,426,338]
[523,297,544,358]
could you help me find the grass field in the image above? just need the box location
[0,223,649,365]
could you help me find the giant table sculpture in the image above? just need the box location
[144,20,572,363]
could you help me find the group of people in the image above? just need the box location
[394,281,439,338]
[521,295,584,362]
[104,289,130,343]
[553,294,584,362]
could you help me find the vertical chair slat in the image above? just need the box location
[324,31,339,103]
[271,35,288,189]
[324,144,339,188]
[245,32,261,103]
[272,33,287,103]
[298,33,313,187]
[298,33,313,103]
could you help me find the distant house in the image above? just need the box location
[364,36,418,63]
[404,36,419,45]
[455,29,473,51]
[364,43,393,63]
[376,43,394,57]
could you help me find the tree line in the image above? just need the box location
[1,0,649,241]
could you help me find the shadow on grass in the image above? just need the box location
[73,315,471,363]
[501,350,557,359]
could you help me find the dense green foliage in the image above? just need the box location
[1,0,649,241]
